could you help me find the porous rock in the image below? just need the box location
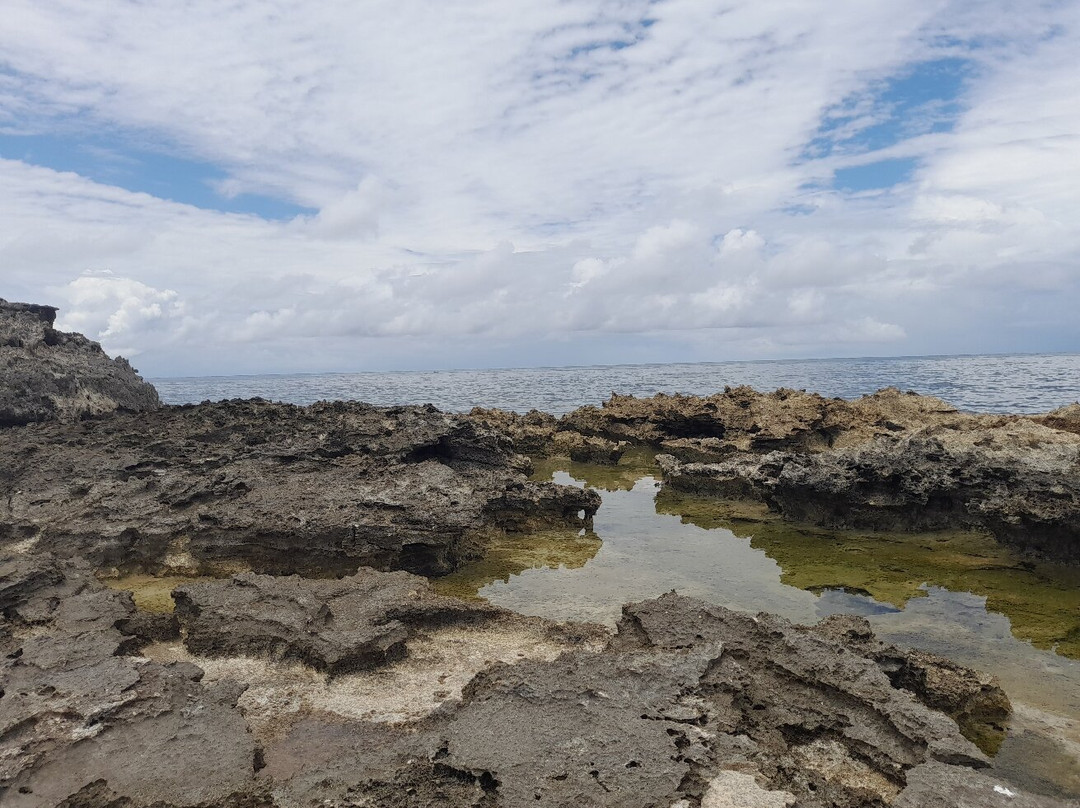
[172,569,502,675]
[0,554,258,808]
[659,418,1080,562]
[0,399,599,576]
[561,386,962,452]
[0,299,160,427]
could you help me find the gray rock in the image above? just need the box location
[0,399,599,576]
[173,569,501,675]
[894,761,1079,807]
[0,299,160,427]
[658,420,1080,562]
[0,558,258,807]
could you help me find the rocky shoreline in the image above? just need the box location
[1,301,1078,806]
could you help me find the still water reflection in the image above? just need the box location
[434,455,1080,797]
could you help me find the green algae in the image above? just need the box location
[529,447,661,491]
[432,530,603,601]
[655,488,1080,660]
[100,573,205,613]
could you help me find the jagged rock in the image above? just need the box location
[810,614,1011,754]
[0,299,160,427]
[0,556,259,807]
[0,399,598,576]
[658,418,1080,562]
[551,430,625,464]
[468,407,560,456]
[560,386,963,452]
[2,547,1052,808]
[173,569,502,675]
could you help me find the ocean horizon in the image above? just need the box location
[151,350,1080,416]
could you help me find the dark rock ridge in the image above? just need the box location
[6,551,1061,807]
[471,388,1080,561]
[0,299,160,427]
[658,417,1080,562]
[0,399,598,577]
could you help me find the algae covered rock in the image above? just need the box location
[0,299,160,426]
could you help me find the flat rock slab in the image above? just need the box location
[173,568,503,675]
[0,556,259,807]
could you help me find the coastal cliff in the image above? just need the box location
[0,299,160,426]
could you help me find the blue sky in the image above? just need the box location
[0,1,1077,375]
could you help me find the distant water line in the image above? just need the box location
[152,353,1080,415]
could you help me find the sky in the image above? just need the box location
[1,1,1078,376]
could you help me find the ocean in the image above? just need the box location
[152,352,1080,414]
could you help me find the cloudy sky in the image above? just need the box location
[1,1,1078,376]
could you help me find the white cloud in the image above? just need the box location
[0,0,1076,373]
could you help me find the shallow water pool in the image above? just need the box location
[434,452,1080,798]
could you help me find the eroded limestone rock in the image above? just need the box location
[0,399,598,576]
[0,299,160,427]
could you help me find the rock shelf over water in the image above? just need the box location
[474,387,1080,562]
[1,300,1077,806]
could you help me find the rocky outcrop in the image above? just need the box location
[560,386,964,454]
[468,407,560,456]
[0,399,598,576]
[0,299,160,427]
[0,555,261,807]
[172,569,504,675]
[2,545,1060,808]
[658,417,1080,562]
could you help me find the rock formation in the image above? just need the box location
[0,299,160,426]
[496,386,1080,562]
[657,417,1080,562]
[0,399,598,577]
[4,552,1063,808]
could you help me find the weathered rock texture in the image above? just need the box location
[561,386,964,455]
[0,299,160,427]
[659,417,1080,562]
[172,569,504,675]
[552,386,1080,562]
[0,554,261,807]
[0,399,598,576]
[3,548,1063,808]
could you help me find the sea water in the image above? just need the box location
[152,352,1080,414]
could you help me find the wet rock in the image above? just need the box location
[894,760,1078,807]
[551,430,625,464]
[2,548,1052,807]
[0,299,160,427]
[658,419,1080,562]
[0,399,598,576]
[811,614,1011,754]
[172,569,501,675]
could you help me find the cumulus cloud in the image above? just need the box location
[0,0,1076,373]
[55,272,187,358]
